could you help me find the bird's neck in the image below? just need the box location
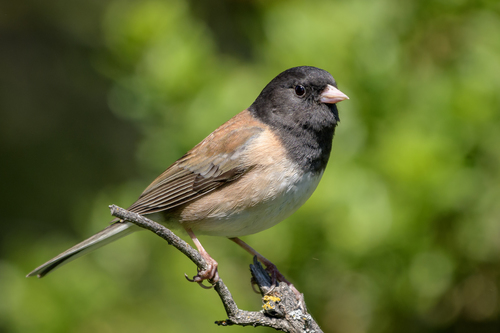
[277,124,336,173]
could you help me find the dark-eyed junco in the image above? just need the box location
[27,66,349,287]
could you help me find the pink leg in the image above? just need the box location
[185,228,219,288]
[229,237,302,298]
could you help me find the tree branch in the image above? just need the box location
[109,205,323,332]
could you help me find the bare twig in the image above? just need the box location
[109,205,323,332]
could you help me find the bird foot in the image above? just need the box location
[185,255,219,289]
[184,227,219,289]
[264,262,302,300]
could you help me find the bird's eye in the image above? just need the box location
[294,85,306,97]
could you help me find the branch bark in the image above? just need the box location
[109,205,323,332]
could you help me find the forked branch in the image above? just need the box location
[109,205,322,332]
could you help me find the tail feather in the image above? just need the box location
[27,222,138,278]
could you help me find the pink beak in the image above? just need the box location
[320,84,349,104]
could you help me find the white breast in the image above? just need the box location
[174,127,325,237]
[185,166,323,237]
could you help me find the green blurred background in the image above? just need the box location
[1,0,499,332]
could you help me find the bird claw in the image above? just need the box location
[263,263,302,299]
[184,273,196,282]
[184,263,219,289]
[184,274,215,289]
[264,262,284,286]
[250,277,262,294]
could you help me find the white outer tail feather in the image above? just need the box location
[27,222,138,278]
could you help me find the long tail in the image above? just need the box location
[27,222,138,278]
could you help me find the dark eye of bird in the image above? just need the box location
[294,85,306,97]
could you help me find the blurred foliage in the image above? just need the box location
[1,0,500,332]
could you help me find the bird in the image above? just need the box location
[27,66,349,288]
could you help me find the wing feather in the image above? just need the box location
[126,119,264,215]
